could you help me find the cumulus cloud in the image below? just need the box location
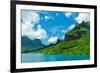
[44,16,50,20]
[48,36,58,44]
[61,24,75,34]
[33,25,47,39]
[44,15,53,21]
[75,13,90,24]
[31,12,40,24]
[22,12,47,40]
[22,21,33,36]
[68,24,76,30]
[22,22,47,40]
[22,11,40,24]
[65,12,72,17]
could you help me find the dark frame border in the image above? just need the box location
[10,1,97,73]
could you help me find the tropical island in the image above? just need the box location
[21,21,90,56]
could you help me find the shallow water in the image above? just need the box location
[21,53,90,63]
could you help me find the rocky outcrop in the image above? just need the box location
[65,31,81,41]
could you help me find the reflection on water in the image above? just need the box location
[21,53,90,63]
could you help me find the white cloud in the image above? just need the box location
[22,22,47,40]
[61,24,75,34]
[22,11,40,24]
[65,12,72,17]
[61,35,65,40]
[22,11,47,40]
[75,13,90,24]
[22,21,33,36]
[31,12,40,24]
[44,15,53,21]
[62,29,67,33]
[37,24,41,29]
[44,16,50,20]
[62,35,65,39]
[48,36,58,44]
[68,24,76,30]
[33,25,47,39]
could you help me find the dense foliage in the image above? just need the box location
[33,21,90,56]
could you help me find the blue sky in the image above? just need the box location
[21,10,90,45]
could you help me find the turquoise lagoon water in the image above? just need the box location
[21,53,90,63]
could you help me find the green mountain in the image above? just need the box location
[21,36,45,53]
[33,21,90,56]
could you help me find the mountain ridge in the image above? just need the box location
[21,36,45,53]
[33,21,90,55]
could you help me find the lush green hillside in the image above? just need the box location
[33,21,90,56]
